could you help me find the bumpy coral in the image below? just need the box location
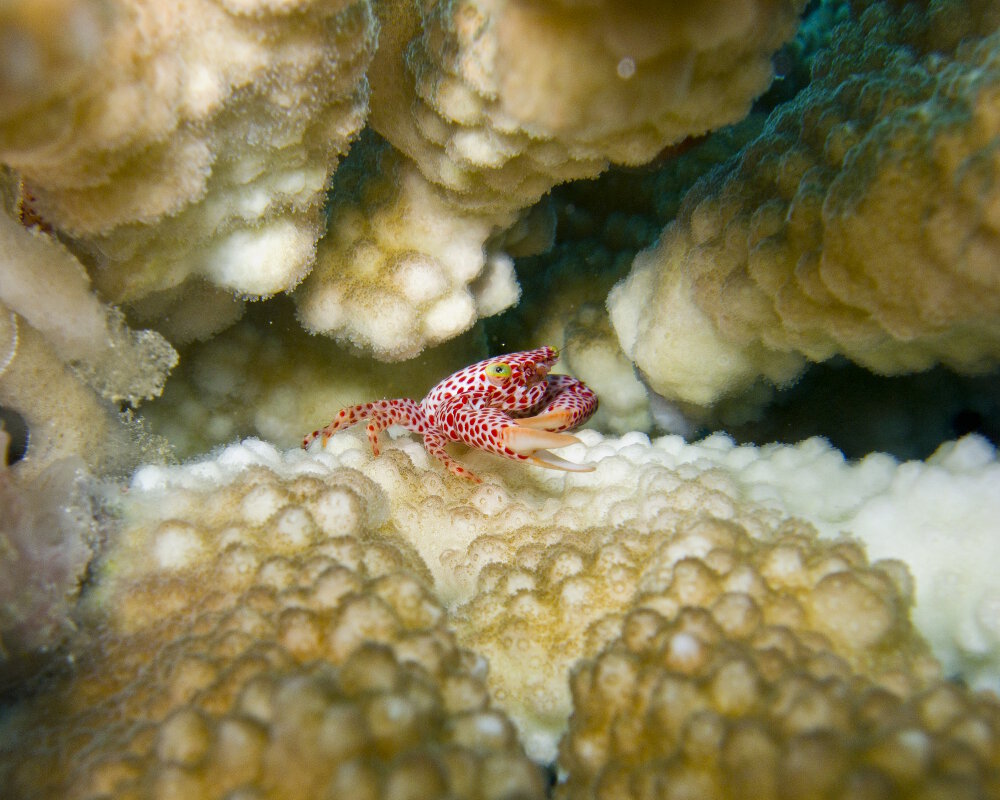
[483,117,769,436]
[123,429,988,761]
[374,0,805,178]
[633,432,1000,697]
[0,181,176,475]
[1,0,375,340]
[454,514,939,763]
[296,133,521,359]
[297,0,806,357]
[3,432,998,795]
[609,0,1000,406]
[310,427,1000,759]
[560,605,1000,799]
[0,445,545,799]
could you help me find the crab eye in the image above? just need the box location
[485,362,512,382]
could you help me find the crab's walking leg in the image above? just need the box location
[515,374,598,432]
[447,403,594,473]
[303,399,428,454]
[421,428,483,483]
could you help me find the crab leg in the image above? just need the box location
[421,428,484,482]
[303,398,428,455]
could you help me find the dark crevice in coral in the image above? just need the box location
[542,762,558,792]
[754,0,847,112]
[486,120,754,357]
[711,361,1000,461]
[322,125,392,222]
[0,407,28,464]
[0,645,77,711]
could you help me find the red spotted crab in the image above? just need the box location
[303,346,598,481]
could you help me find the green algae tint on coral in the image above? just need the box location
[610,0,1000,407]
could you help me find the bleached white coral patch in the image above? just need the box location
[470,252,520,316]
[152,521,205,570]
[845,437,1000,689]
[205,220,317,296]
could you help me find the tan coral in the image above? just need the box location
[301,425,955,763]
[0,455,545,800]
[297,0,806,358]
[0,308,134,475]
[451,516,939,763]
[558,605,1000,799]
[560,306,657,435]
[291,424,999,768]
[0,0,376,340]
[0,190,177,405]
[375,0,806,181]
[296,135,521,360]
[609,1,1000,406]
[306,417,1000,704]
[481,119,770,436]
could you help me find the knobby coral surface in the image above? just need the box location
[2,0,999,797]
[0,178,176,476]
[0,448,546,799]
[453,512,939,764]
[610,0,1000,406]
[1,0,376,342]
[297,0,807,358]
[1,0,805,361]
[296,132,522,360]
[305,428,1000,761]
[5,431,998,797]
[560,606,1000,799]
[482,118,771,436]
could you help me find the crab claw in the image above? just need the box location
[525,450,596,472]
[501,426,595,473]
[513,409,576,431]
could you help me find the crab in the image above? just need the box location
[303,346,598,481]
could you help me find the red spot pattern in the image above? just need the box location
[302,346,597,481]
